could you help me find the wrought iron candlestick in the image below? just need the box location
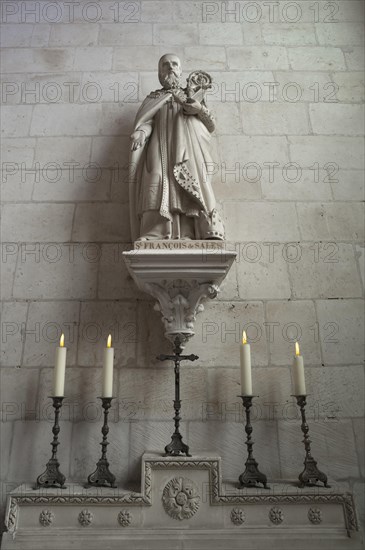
[157,337,198,456]
[294,395,329,488]
[87,397,116,488]
[36,396,66,488]
[238,395,269,489]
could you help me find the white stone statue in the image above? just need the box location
[129,53,225,242]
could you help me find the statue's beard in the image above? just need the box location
[161,72,181,89]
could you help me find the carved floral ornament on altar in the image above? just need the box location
[308,507,322,524]
[39,510,54,527]
[78,509,93,527]
[162,477,200,520]
[230,508,246,525]
[117,510,132,527]
[269,507,284,525]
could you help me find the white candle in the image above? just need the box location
[292,342,306,396]
[53,334,67,396]
[240,330,252,396]
[102,334,114,398]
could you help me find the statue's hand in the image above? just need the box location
[182,99,202,116]
[131,130,145,151]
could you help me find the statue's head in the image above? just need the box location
[158,53,182,89]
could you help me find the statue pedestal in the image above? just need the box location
[123,242,236,345]
[3,452,362,550]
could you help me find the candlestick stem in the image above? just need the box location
[238,395,269,489]
[295,395,330,488]
[36,396,66,488]
[157,337,198,456]
[87,397,116,488]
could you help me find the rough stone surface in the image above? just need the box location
[223,202,299,241]
[0,247,18,299]
[289,137,364,170]
[193,301,268,367]
[0,368,40,421]
[97,244,139,300]
[355,245,365,288]
[77,301,137,367]
[330,170,364,201]
[2,204,74,242]
[13,247,98,300]
[1,106,33,138]
[1,302,28,366]
[296,203,364,241]
[305,366,365,419]
[309,104,364,136]
[72,203,130,242]
[287,243,362,299]
[227,46,289,70]
[288,47,346,71]
[261,168,332,201]
[235,247,292,300]
[316,299,364,365]
[332,71,364,102]
[241,102,309,135]
[266,300,321,366]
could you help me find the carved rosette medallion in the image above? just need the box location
[308,507,322,524]
[78,509,93,526]
[118,510,132,527]
[39,510,54,527]
[230,508,245,525]
[162,477,200,520]
[269,507,284,525]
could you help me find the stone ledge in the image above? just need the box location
[2,452,362,550]
[1,529,363,550]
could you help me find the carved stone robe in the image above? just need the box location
[129,88,224,241]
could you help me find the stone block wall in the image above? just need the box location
[1,0,364,536]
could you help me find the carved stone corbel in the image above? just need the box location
[146,279,219,344]
[123,247,236,346]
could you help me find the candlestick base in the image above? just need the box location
[36,459,66,489]
[238,395,269,489]
[294,395,330,488]
[87,459,117,488]
[299,455,330,488]
[36,396,66,489]
[87,397,117,488]
[164,432,191,457]
[239,458,268,489]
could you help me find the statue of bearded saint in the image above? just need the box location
[129,53,225,242]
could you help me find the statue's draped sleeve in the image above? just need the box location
[129,93,172,242]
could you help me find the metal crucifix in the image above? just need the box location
[157,337,198,457]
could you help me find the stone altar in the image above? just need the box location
[2,452,361,549]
